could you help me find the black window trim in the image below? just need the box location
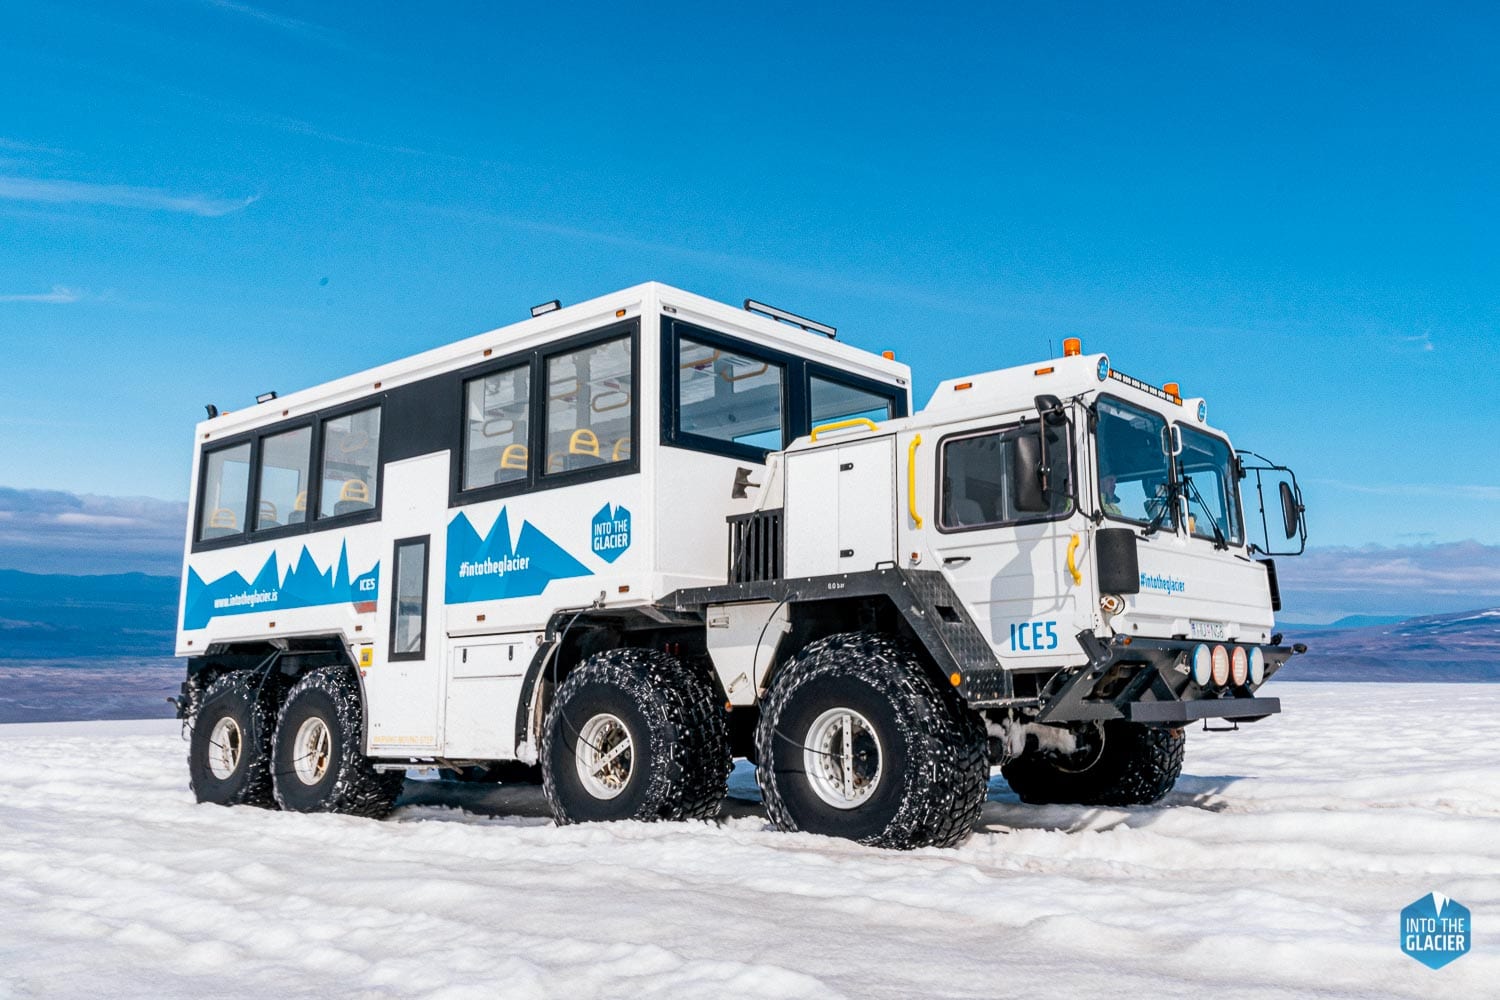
[660,316,909,464]
[660,319,792,464]
[191,399,386,554]
[1175,420,1246,547]
[451,317,641,508]
[934,420,1078,535]
[387,534,430,662]
[1093,392,1175,533]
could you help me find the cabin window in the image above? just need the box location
[319,406,381,518]
[543,335,633,475]
[810,375,896,427]
[462,364,531,490]
[676,336,786,452]
[198,443,252,540]
[255,427,312,530]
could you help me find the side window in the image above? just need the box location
[320,407,381,518]
[463,364,531,490]
[255,427,311,530]
[389,536,429,660]
[940,425,1071,530]
[198,443,252,540]
[544,335,633,475]
[810,375,896,426]
[677,336,786,452]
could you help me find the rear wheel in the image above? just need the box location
[542,648,730,825]
[271,667,405,818]
[188,672,277,807]
[756,632,989,850]
[1001,720,1185,806]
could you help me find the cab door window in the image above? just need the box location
[940,424,1072,530]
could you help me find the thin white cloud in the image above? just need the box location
[1276,541,1500,621]
[0,285,83,304]
[0,137,65,156]
[205,1,343,46]
[1400,331,1435,352]
[0,176,256,217]
[1312,479,1500,501]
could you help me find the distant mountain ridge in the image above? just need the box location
[1280,608,1500,682]
[0,569,178,659]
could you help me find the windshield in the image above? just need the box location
[1095,397,1175,530]
[1179,425,1243,546]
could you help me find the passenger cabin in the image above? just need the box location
[177,283,910,756]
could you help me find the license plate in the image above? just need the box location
[1189,620,1227,641]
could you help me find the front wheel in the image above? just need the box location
[756,632,989,850]
[271,667,405,818]
[1001,720,1185,806]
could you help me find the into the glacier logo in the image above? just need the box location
[1400,892,1471,969]
[591,503,631,563]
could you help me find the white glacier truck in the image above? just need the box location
[176,282,1307,849]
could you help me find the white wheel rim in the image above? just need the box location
[574,712,634,800]
[292,717,333,786]
[803,707,883,810]
[207,716,242,780]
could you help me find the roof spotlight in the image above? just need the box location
[256,391,277,404]
[530,299,561,318]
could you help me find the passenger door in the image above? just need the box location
[922,422,1088,664]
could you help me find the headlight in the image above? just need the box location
[1248,647,1266,685]
[1230,646,1248,686]
[1211,645,1230,686]
[1191,644,1213,685]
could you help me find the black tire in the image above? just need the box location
[271,666,405,818]
[188,671,277,807]
[755,632,989,850]
[542,648,730,825]
[1001,720,1185,806]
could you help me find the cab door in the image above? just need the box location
[921,421,1089,664]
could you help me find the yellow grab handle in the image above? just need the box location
[907,433,923,529]
[1066,533,1082,585]
[809,417,878,441]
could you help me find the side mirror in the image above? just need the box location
[1279,481,1299,539]
[1012,432,1050,512]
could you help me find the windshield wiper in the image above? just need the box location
[1140,486,1176,537]
[1182,476,1228,550]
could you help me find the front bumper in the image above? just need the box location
[1033,632,1295,725]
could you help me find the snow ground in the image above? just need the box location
[1,682,1496,999]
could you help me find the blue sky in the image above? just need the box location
[1,0,1497,558]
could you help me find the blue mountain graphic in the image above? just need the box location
[183,541,379,630]
[446,507,592,605]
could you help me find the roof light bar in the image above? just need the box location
[256,391,278,404]
[530,299,561,318]
[743,299,836,339]
[1108,368,1183,405]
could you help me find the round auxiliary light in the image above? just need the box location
[1197,400,1207,422]
[1230,646,1249,686]
[1097,356,1110,381]
[1190,644,1213,686]
[1210,645,1231,686]
[1248,647,1266,686]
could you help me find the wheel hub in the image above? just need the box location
[575,713,634,800]
[291,717,333,786]
[207,716,242,780]
[803,707,883,809]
